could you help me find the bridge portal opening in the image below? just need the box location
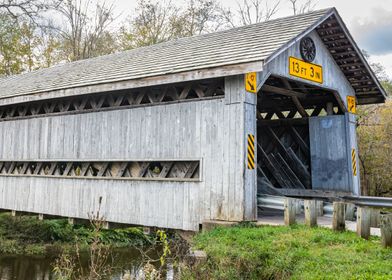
[256,75,350,215]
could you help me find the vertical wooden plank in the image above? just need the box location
[332,202,346,231]
[345,203,356,221]
[380,214,392,248]
[357,207,371,239]
[304,200,317,227]
[317,201,324,216]
[225,75,246,221]
[370,208,380,228]
[0,97,229,231]
[284,198,296,226]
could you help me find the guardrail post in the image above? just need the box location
[370,209,380,228]
[294,199,302,215]
[346,203,356,221]
[357,207,371,239]
[332,202,345,231]
[380,214,392,248]
[284,198,296,226]
[317,201,324,216]
[304,200,317,227]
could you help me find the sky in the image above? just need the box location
[113,0,392,79]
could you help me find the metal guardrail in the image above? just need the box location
[341,196,392,208]
[257,195,334,215]
[257,194,392,217]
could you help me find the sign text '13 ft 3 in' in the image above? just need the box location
[289,57,323,84]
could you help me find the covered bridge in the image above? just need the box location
[0,8,386,231]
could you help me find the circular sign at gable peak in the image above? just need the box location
[300,37,316,62]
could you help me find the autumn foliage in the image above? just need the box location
[357,96,392,197]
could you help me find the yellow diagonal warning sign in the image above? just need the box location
[247,134,255,170]
[351,148,357,176]
[245,72,257,94]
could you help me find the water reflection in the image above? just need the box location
[0,248,174,280]
[0,255,53,280]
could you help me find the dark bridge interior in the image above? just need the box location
[256,75,346,197]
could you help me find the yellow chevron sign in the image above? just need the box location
[247,134,255,170]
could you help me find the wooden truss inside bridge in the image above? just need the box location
[257,75,346,195]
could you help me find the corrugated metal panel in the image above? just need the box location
[0,9,331,99]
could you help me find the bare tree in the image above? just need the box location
[175,0,224,36]
[220,0,280,27]
[121,0,224,49]
[53,0,117,61]
[0,0,61,22]
[288,0,316,15]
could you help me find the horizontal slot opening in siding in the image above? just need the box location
[0,160,200,181]
[0,78,224,122]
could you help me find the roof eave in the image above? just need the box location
[330,9,387,103]
[265,7,387,105]
[0,61,264,106]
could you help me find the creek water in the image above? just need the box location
[0,247,174,280]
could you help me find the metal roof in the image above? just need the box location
[0,8,386,104]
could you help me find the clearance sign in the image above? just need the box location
[289,57,323,84]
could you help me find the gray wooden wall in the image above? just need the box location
[263,30,356,108]
[261,30,360,195]
[0,75,256,231]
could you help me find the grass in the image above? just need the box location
[0,213,151,256]
[186,223,392,280]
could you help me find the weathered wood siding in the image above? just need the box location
[263,30,356,107]
[309,115,350,192]
[0,76,254,231]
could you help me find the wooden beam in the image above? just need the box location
[0,61,262,107]
[288,126,310,155]
[286,147,311,189]
[311,106,323,116]
[274,153,305,189]
[332,51,357,57]
[262,84,306,98]
[258,143,291,189]
[258,118,308,127]
[281,79,308,118]
[324,38,350,45]
[338,61,363,67]
[292,96,308,117]
[321,33,345,40]
[317,25,341,33]
[328,45,354,51]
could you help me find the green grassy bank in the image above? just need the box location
[0,213,150,256]
[186,224,392,280]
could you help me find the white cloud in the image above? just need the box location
[351,8,392,55]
